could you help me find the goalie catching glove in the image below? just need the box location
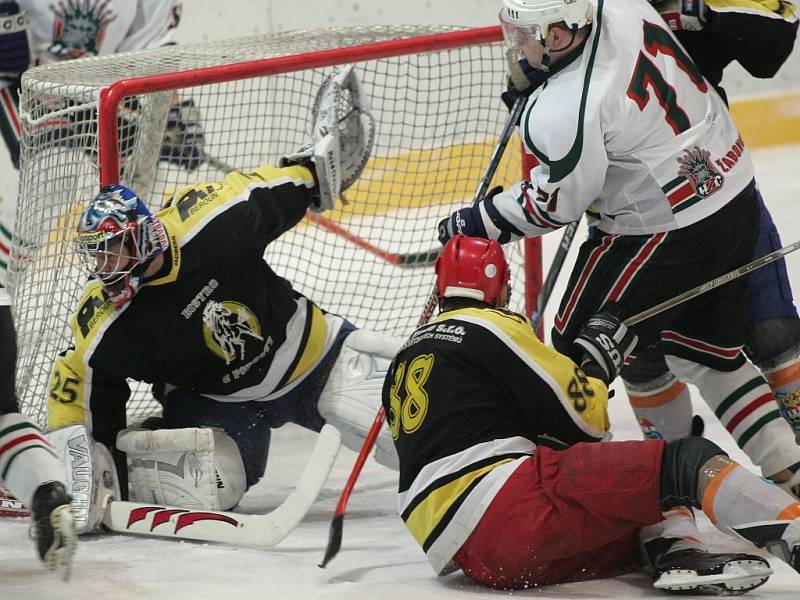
[573,303,638,385]
[281,64,375,212]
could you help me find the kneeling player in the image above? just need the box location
[383,235,800,593]
[44,66,400,532]
[1,293,76,579]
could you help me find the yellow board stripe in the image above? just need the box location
[730,91,800,149]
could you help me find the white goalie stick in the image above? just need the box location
[101,424,341,548]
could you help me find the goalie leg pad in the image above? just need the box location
[45,424,120,534]
[117,426,246,511]
[281,65,375,211]
[317,329,402,470]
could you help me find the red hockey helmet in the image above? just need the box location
[435,235,511,307]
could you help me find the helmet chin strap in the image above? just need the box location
[538,27,579,72]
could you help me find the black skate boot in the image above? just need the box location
[31,481,77,580]
[733,520,800,573]
[652,548,772,594]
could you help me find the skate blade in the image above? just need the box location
[46,505,77,581]
[653,560,772,595]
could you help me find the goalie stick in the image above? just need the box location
[101,424,341,548]
[319,92,529,568]
[207,156,440,268]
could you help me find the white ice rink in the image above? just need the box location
[2,144,800,599]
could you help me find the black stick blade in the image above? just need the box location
[319,514,344,568]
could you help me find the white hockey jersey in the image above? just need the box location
[489,0,755,238]
[20,0,180,63]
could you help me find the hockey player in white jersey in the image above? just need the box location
[0,289,76,579]
[438,0,800,495]
[0,0,197,285]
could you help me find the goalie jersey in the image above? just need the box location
[382,306,609,575]
[47,164,340,454]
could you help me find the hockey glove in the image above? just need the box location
[500,58,548,115]
[0,2,31,84]
[160,98,206,171]
[437,186,503,245]
[573,303,637,385]
[649,0,707,31]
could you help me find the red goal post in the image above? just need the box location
[11,25,542,427]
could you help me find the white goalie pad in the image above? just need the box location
[46,425,121,534]
[116,426,246,511]
[317,329,402,470]
[282,65,376,211]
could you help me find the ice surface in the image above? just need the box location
[2,145,799,599]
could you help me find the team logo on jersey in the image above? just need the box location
[202,301,264,364]
[637,416,664,440]
[677,146,724,198]
[49,0,117,59]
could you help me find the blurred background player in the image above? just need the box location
[384,234,800,593]
[0,0,200,286]
[1,289,76,579]
[438,0,800,496]
[44,66,400,532]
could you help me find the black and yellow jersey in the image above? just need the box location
[676,0,798,99]
[47,164,338,453]
[382,306,609,575]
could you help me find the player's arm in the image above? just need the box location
[0,2,31,169]
[117,0,182,52]
[707,0,798,78]
[438,114,607,245]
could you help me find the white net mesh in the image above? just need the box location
[10,25,530,427]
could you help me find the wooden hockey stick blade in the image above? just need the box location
[103,424,341,548]
[320,95,528,568]
[624,238,800,327]
[319,406,386,568]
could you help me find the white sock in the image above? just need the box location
[0,413,65,506]
[626,373,692,441]
[666,355,800,477]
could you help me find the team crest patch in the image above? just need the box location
[202,301,263,364]
[677,146,724,198]
[49,0,117,59]
[637,416,664,440]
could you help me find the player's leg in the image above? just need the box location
[452,440,667,590]
[1,296,76,578]
[0,80,21,287]
[744,191,800,439]
[622,346,693,441]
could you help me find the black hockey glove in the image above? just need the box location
[573,303,637,385]
[649,0,708,31]
[160,98,206,171]
[0,2,31,83]
[500,58,548,122]
[437,186,503,245]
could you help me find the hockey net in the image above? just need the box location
[10,25,541,428]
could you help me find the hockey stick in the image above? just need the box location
[101,424,341,548]
[531,218,581,331]
[623,238,800,327]
[207,156,440,268]
[319,93,529,569]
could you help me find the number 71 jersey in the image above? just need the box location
[497,0,754,239]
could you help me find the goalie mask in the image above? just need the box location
[435,235,511,308]
[75,184,167,308]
